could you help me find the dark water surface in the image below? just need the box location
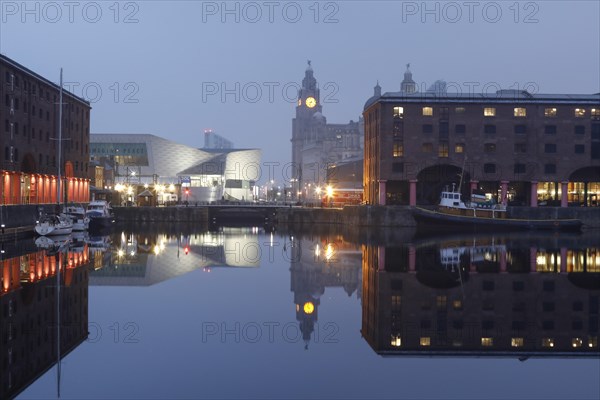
[5,226,600,399]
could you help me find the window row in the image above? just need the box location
[392,141,586,157]
[414,123,594,135]
[393,105,600,119]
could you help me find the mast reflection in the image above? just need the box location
[0,239,90,399]
[362,233,600,357]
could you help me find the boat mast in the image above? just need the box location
[457,155,467,194]
[57,69,63,206]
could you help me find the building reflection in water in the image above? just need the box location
[290,233,362,348]
[362,233,600,357]
[0,239,90,399]
[90,227,263,286]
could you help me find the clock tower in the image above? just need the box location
[292,60,323,196]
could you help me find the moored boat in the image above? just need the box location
[63,204,90,231]
[412,187,582,231]
[34,214,74,236]
[86,200,115,231]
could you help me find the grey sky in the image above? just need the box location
[1,1,598,172]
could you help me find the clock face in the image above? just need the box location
[306,97,316,108]
[303,302,315,314]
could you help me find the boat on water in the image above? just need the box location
[63,204,90,231]
[86,200,115,231]
[34,214,74,236]
[412,186,582,231]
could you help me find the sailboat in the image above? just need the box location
[34,68,73,236]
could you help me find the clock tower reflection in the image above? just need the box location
[290,234,362,348]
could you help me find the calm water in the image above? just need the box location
[4,225,600,399]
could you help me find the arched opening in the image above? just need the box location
[417,164,470,205]
[569,167,600,206]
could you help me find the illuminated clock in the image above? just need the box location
[305,97,316,108]
[303,301,315,314]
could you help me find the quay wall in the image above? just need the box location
[112,205,600,229]
[113,206,209,223]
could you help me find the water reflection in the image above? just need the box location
[90,227,262,286]
[5,227,599,399]
[290,233,362,348]
[361,232,600,357]
[1,238,90,399]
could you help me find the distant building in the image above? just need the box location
[363,66,600,206]
[0,54,91,209]
[204,129,233,150]
[291,61,363,200]
[90,133,260,203]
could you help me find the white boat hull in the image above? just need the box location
[35,222,73,236]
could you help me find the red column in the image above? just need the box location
[561,181,568,208]
[530,181,538,207]
[378,180,386,206]
[408,245,416,272]
[560,248,567,273]
[470,180,479,195]
[500,250,507,273]
[378,246,386,272]
[500,180,509,205]
[409,179,417,206]
[530,247,538,272]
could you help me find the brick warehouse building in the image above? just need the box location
[0,54,91,213]
[363,86,600,206]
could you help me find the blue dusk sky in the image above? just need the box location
[1,1,599,173]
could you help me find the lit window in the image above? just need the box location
[420,337,431,346]
[452,300,462,310]
[455,107,465,114]
[511,338,524,347]
[592,108,600,119]
[436,295,447,308]
[422,107,433,116]
[484,107,496,117]
[393,142,404,157]
[514,107,527,117]
[481,337,494,347]
[545,108,557,117]
[542,338,555,348]
[421,143,433,152]
[391,295,401,306]
[589,337,598,348]
[572,338,583,348]
[438,142,449,158]
[393,106,404,119]
[455,143,465,153]
[574,108,586,117]
[391,335,402,347]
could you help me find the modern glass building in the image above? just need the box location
[90,133,260,203]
